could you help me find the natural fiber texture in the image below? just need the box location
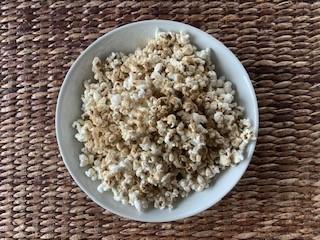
[0,0,319,239]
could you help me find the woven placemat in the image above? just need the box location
[1,0,320,239]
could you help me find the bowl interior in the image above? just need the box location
[56,20,258,222]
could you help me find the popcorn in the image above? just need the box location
[73,31,254,211]
[110,94,121,108]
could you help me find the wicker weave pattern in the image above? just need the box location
[1,1,320,239]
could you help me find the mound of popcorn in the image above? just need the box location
[73,31,254,211]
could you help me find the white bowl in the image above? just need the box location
[56,20,259,222]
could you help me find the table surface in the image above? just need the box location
[1,0,320,239]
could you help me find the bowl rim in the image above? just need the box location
[55,19,259,222]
